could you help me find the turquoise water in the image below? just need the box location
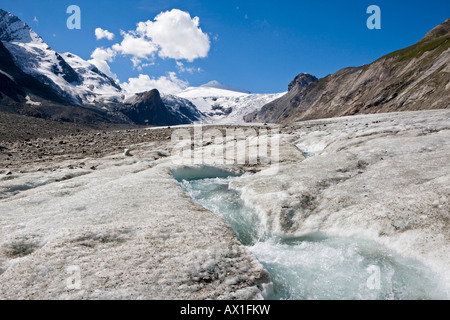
[174,168,448,300]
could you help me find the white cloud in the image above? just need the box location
[95,28,115,40]
[112,31,158,66]
[122,72,188,94]
[88,9,207,91]
[90,9,210,70]
[136,9,210,62]
[89,47,117,79]
[176,61,201,74]
[91,47,116,62]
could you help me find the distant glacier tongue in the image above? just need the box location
[174,168,448,300]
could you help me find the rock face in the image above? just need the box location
[287,73,318,92]
[246,18,450,124]
[0,40,66,104]
[244,73,317,123]
[119,89,187,126]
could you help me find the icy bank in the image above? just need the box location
[180,175,448,299]
[0,153,269,299]
[230,110,450,295]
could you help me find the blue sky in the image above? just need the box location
[1,0,449,93]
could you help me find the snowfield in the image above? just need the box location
[0,109,449,299]
[177,86,285,125]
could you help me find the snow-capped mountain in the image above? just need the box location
[0,9,121,106]
[160,93,206,124]
[0,9,207,126]
[177,83,285,124]
[0,9,282,126]
[60,52,122,96]
[200,80,250,94]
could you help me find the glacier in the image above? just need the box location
[0,109,449,299]
[177,85,285,125]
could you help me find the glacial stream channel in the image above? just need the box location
[173,167,448,300]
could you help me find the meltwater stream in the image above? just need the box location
[174,168,448,300]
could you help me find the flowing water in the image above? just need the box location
[173,168,448,300]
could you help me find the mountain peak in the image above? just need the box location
[246,19,450,124]
[0,9,43,44]
[200,80,250,94]
[423,18,450,40]
[288,73,318,92]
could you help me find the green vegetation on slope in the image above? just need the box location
[384,36,450,63]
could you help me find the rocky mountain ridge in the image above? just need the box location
[245,18,450,124]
